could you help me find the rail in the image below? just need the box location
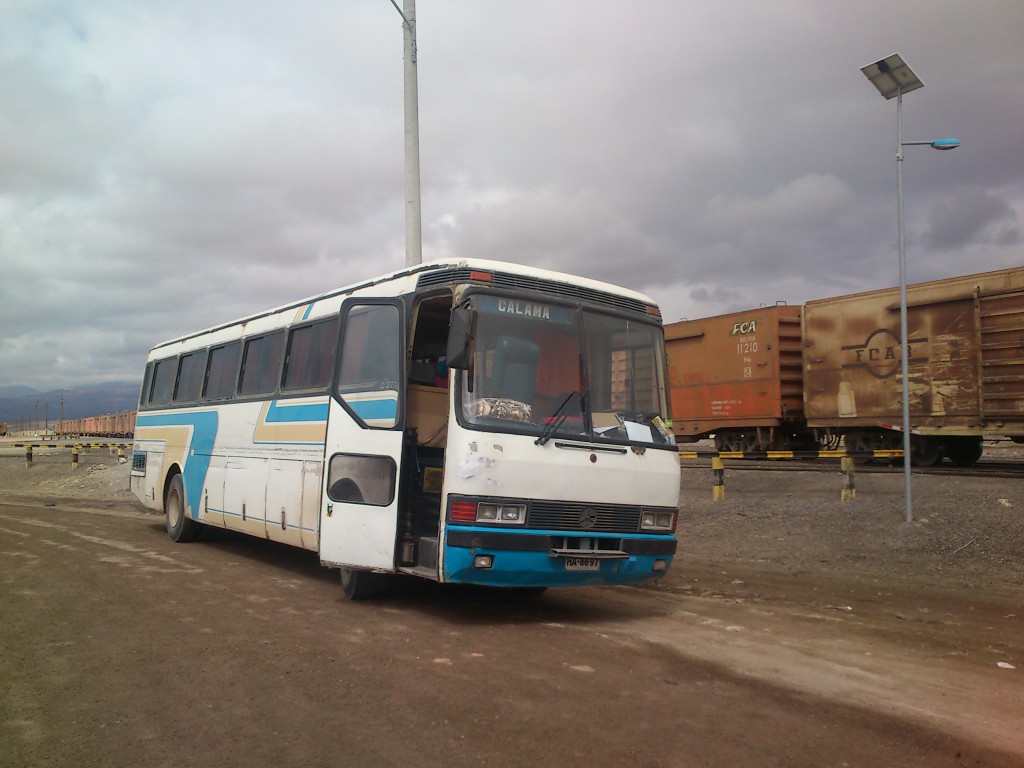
[678,448,905,502]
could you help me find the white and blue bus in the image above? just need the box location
[131,258,680,598]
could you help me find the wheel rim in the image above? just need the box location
[168,488,182,528]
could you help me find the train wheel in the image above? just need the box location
[165,474,199,543]
[844,431,876,464]
[944,436,983,467]
[715,431,752,453]
[910,437,943,467]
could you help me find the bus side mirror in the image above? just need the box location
[446,306,476,370]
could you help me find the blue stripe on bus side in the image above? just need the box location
[266,400,329,423]
[348,398,398,421]
[136,412,219,519]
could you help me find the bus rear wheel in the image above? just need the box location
[165,474,199,543]
[340,568,386,600]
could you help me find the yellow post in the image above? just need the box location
[841,456,856,501]
[72,445,79,470]
[25,445,33,468]
[712,456,726,501]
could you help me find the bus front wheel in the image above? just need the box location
[340,568,385,600]
[165,474,199,543]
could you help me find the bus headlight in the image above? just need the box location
[640,510,676,532]
[477,502,527,525]
[449,499,528,525]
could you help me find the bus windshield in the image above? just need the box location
[458,295,673,447]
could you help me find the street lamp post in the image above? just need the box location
[389,0,423,267]
[861,53,960,524]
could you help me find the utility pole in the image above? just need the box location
[390,0,423,267]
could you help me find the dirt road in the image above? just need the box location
[1,448,1022,766]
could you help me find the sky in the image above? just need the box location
[1,0,1022,390]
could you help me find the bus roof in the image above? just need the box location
[150,257,659,353]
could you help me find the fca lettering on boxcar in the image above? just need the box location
[841,328,928,379]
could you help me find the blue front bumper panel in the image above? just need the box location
[442,527,677,587]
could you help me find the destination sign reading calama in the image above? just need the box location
[475,295,573,324]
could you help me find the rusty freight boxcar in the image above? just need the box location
[803,266,1024,465]
[665,304,812,451]
[665,265,1024,466]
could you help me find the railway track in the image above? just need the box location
[679,454,1024,479]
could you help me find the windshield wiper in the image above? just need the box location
[535,391,580,446]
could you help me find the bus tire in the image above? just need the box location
[165,474,199,543]
[340,568,385,600]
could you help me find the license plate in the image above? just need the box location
[563,556,600,571]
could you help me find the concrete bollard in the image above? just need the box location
[712,456,726,501]
[841,456,856,501]
[25,445,33,468]
[72,445,79,470]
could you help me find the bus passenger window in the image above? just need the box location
[238,331,286,396]
[203,341,241,400]
[150,358,177,405]
[283,318,338,391]
[174,351,206,402]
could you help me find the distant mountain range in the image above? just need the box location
[0,382,142,427]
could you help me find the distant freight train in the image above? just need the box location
[57,410,136,439]
[665,266,1024,466]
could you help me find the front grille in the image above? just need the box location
[417,267,653,317]
[528,501,651,533]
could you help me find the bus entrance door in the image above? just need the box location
[318,399,404,570]
[318,300,405,571]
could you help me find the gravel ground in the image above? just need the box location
[2,438,1021,594]
[671,439,1024,594]
[2,438,1023,763]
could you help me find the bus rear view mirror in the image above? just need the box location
[446,306,476,370]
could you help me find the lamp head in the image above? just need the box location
[931,138,960,151]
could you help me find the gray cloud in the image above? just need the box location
[925,187,1021,250]
[1,0,1022,389]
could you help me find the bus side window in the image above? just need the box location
[238,331,286,396]
[150,357,177,405]
[203,341,241,400]
[337,304,401,428]
[283,317,338,391]
[174,350,207,402]
[140,363,154,407]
